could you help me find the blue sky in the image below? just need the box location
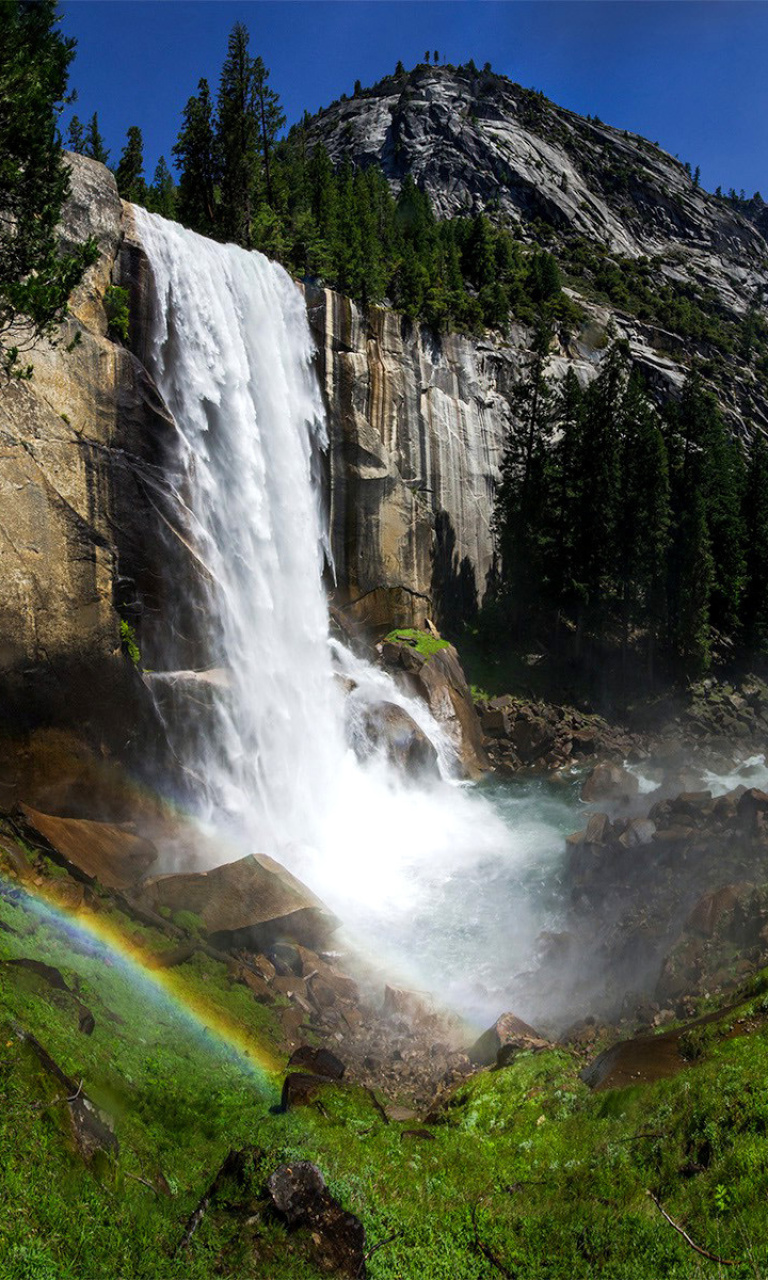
[60,1,767,198]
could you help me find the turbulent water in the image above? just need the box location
[134,210,575,1026]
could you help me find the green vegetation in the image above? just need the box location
[0,0,98,378]
[161,28,582,337]
[2,843,768,1278]
[488,342,763,686]
[104,285,130,342]
[384,627,450,658]
[119,618,141,666]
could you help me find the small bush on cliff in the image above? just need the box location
[104,285,129,341]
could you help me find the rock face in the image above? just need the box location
[308,65,767,321]
[306,284,517,631]
[379,634,489,778]
[0,153,204,742]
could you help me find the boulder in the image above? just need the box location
[581,762,640,805]
[379,637,489,779]
[17,804,157,890]
[468,1012,548,1067]
[355,700,439,780]
[287,1046,346,1080]
[139,853,338,952]
[267,1160,366,1279]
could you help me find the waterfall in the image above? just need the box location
[134,211,573,1024]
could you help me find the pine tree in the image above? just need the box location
[494,316,554,631]
[216,22,260,246]
[115,125,145,202]
[0,0,98,378]
[146,156,176,219]
[617,372,671,677]
[674,489,714,674]
[252,54,285,208]
[741,432,768,651]
[548,367,584,620]
[66,114,84,153]
[83,111,109,164]
[674,373,745,636]
[574,343,626,635]
[173,78,218,236]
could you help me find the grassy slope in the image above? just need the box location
[2,833,768,1278]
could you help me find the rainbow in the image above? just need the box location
[0,872,283,1092]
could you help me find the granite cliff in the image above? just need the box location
[3,49,768,723]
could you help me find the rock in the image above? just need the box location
[281,1073,337,1110]
[737,788,768,833]
[267,1161,366,1279]
[140,854,339,953]
[685,885,746,938]
[617,818,656,848]
[379,638,489,778]
[17,804,157,890]
[468,1012,547,1067]
[355,700,439,779]
[509,715,557,764]
[581,762,640,805]
[287,1046,346,1080]
[383,985,435,1026]
[0,156,206,747]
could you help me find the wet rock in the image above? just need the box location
[355,700,439,780]
[16,804,157,890]
[288,1045,346,1080]
[468,1012,547,1067]
[379,637,489,779]
[737,788,768,834]
[267,1160,366,1279]
[281,1072,338,1110]
[581,763,640,805]
[140,854,339,953]
[383,985,435,1026]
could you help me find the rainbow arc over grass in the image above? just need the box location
[0,871,283,1092]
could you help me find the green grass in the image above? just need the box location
[383,628,451,659]
[2,832,768,1278]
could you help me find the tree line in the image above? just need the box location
[491,334,768,680]
[65,23,577,336]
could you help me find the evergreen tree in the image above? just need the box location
[216,22,260,246]
[66,113,84,153]
[617,372,671,676]
[172,78,218,236]
[674,489,714,674]
[494,316,554,629]
[252,54,285,208]
[574,343,626,635]
[0,0,98,378]
[741,433,768,651]
[115,125,145,202]
[146,156,176,219]
[548,367,584,620]
[83,111,109,164]
[673,373,745,636]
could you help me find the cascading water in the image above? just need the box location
[134,210,575,1026]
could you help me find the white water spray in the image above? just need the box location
[135,211,573,1024]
